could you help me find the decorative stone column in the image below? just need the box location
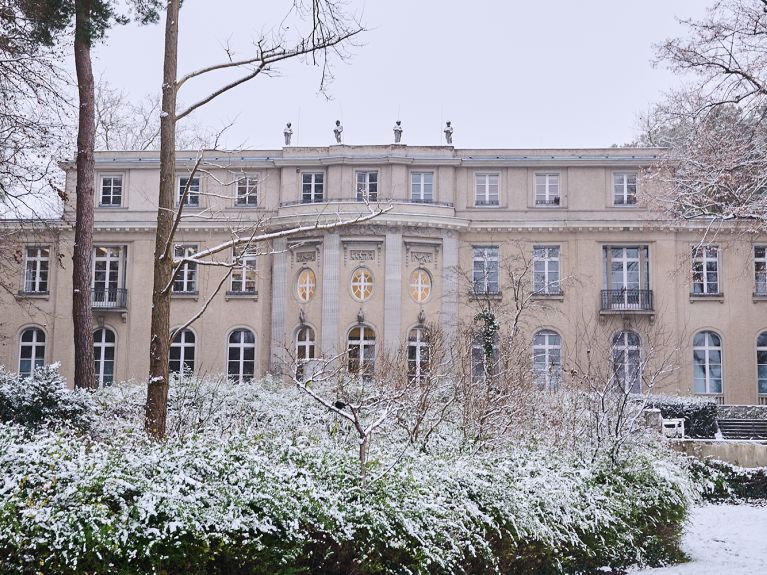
[270,237,288,372]
[321,233,341,355]
[441,232,459,347]
[384,230,403,352]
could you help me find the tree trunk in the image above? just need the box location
[145,0,179,439]
[72,0,96,390]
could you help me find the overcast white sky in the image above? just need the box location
[92,0,710,149]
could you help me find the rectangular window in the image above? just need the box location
[613,172,637,206]
[23,246,49,294]
[99,175,123,207]
[302,172,324,203]
[472,246,499,295]
[692,246,720,295]
[235,176,258,206]
[602,246,651,310]
[411,172,433,203]
[178,176,200,207]
[356,171,378,201]
[535,173,560,206]
[230,251,257,294]
[755,246,767,295]
[173,245,198,294]
[475,173,499,206]
[533,246,561,294]
[92,246,127,308]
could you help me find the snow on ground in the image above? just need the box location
[630,504,767,574]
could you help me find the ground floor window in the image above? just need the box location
[19,327,46,377]
[170,329,196,374]
[228,329,255,383]
[94,327,116,386]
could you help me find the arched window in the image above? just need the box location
[228,329,256,383]
[19,327,46,377]
[296,326,316,361]
[409,269,432,303]
[408,327,430,382]
[348,326,376,374]
[296,268,316,303]
[693,331,722,394]
[295,326,316,382]
[94,327,116,387]
[757,332,767,396]
[170,329,196,374]
[350,268,373,302]
[612,331,641,393]
[532,330,561,389]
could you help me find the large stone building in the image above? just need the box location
[2,144,766,405]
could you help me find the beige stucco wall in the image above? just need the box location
[2,144,766,404]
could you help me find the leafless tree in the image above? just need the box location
[145,0,365,438]
[94,80,221,151]
[641,0,767,231]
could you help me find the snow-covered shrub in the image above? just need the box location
[645,395,719,438]
[687,457,767,501]
[0,364,94,432]
[0,376,695,574]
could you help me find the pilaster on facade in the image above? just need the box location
[321,233,341,356]
[270,237,288,372]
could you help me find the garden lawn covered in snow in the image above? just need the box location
[630,504,767,574]
[0,368,696,574]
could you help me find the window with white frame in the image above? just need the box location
[532,330,561,389]
[23,246,49,294]
[409,268,432,303]
[18,327,45,377]
[693,331,723,394]
[471,334,499,382]
[230,250,257,294]
[296,268,316,303]
[296,326,316,361]
[294,325,316,382]
[348,325,376,374]
[533,246,561,295]
[692,246,720,295]
[169,329,196,374]
[474,173,499,206]
[228,329,255,383]
[94,327,116,387]
[356,171,378,201]
[602,246,650,309]
[535,173,560,206]
[613,172,637,206]
[178,176,200,207]
[755,247,767,295]
[407,327,430,382]
[92,246,126,307]
[410,172,433,203]
[472,246,499,295]
[99,175,123,207]
[235,175,258,206]
[173,245,197,294]
[302,172,324,203]
[350,268,374,302]
[757,332,767,396]
[612,331,641,394]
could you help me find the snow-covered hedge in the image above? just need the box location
[0,365,94,432]
[688,457,767,501]
[645,395,719,438]
[0,375,694,574]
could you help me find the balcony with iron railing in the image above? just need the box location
[91,288,127,310]
[279,197,454,208]
[600,289,654,314]
[535,198,561,206]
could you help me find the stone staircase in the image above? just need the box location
[717,419,767,440]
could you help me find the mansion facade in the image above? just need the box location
[2,144,767,405]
